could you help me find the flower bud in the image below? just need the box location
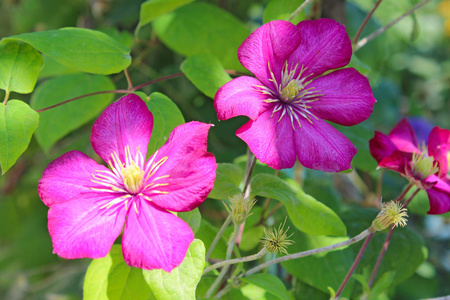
[410,152,438,180]
[370,201,408,232]
[225,194,256,225]
[261,219,294,255]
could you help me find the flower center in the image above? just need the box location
[256,62,324,130]
[122,161,144,194]
[411,152,439,180]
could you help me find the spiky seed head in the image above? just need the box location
[261,219,294,255]
[370,201,408,232]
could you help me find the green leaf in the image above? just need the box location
[241,274,290,300]
[181,54,232,99]
[240,225,265,251]
[178,208,201,234]
[280,230,355,297]
[369,271,396,300]
[39,55,80,79]
[251,174,346,236]
[143,239,205,300]
[145,92,185,156]
[30,73,115,152]
[137,0,195,32]
[0,100,39,174]
[263,0,306,25]
[153,2,249,70]
[83,245,154,300]
[208,163,243,200]
[195,220,228,260]
[3,28,131,75]
[0,41,44,94]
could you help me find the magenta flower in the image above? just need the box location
[214,19,376,172]
[38,94,217,271]
[369,119,450,214]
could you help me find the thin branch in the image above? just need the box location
[335,232,375,299]
[133,72,184,91]
[244,229,372,276]
[353,0,384,46]
[368,187,421,287]
[35,90,129,112]
[205,215,232,261]
[203,248,267,275]
[354,0,433,52]
[3,90,10,104]
[124,68,134,90]
[288,0,315,22]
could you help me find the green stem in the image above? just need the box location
[334,233,375,299]
[205,215,232,261]
[368,187,420,287]
[354,0,433,52]
[124,68,134,91]
[205,224,241,298]
[288,0,314,22]
[3,90,10,104]
[203,248,267,275]
[352,0,384,46]
[244,229,372,276]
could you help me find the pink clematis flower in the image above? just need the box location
[369,118,450,214]
[214,19,376,172]
[38,94,217,272]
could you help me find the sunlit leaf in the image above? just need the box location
[241,274,290,300]
[84,245,154,300]
[0,41,43,94]
[3,28,131,75]
[143,239,205,300]
[0,100,39,174]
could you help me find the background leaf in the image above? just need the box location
[137,0,195,33]
[241,274,290,300]
[263,0,306,24]
[30,73,115,152]
[208,163,243,200]
[145,92,185,156]
[181,54,232,99]
[143,239,205,300]
[0,100,39,174]
[3,28,131,75]
[251,174,347,236]
[83,245,154,300]
[0,41,44,94]
[178,208,201,234]
[153,2,249,70]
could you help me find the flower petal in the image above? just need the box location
[428,127,450,178]
[236,109,296,170]
[369,131,399,164]
[48,194,127,259]
[238,20,301,90]
[122,199,194,272]
[38,150,111,207]
[294,118,356,172]
[426,177,450,214]
[214,76,271,121]
[388,119,420,153]
[288,19,352,79]
[309,68,376,126]
[378,150,409,175]
[91,94,153,163]
[143,122,217,212]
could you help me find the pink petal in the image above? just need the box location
[122,199,194,272]
[214,76,272,121]
[426,177,450,214]
[428,127,450,178]
[369,131,399,164]
[143,122,217,212]
[38,151,110,207]
[236,109,296,170]
[388,119,420,153]
[378,150,409,175]
[91,94,153,164]
[309,68,376,126]
[48,193,127,259]
[288,19,352,79]
[238,20,301,90]
[294,118,356,172]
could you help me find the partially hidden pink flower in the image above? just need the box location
[214,19,376,172]
[38,94,217,272]
[369,118,450,214]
